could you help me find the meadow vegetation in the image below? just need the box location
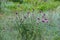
[0,0,60,40]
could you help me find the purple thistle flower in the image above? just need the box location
[44,18,48,23]
[42,20,45,22]
[42,18,45,22]
[42,18,48,23]
[45,18,47,20]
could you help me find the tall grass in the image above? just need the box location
[0,9,60,40]
[1,0,60,13]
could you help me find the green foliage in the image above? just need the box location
[54,0,60,1]
[1,0,60,12]
[0,2,1,12]
[11,0,23,4]
[54,36,60,40]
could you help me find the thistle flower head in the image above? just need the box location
[44,18,48,23]
[42,20,45,22]
[42,18,45,22]
[45,18,47,20]
[42,18,48,23]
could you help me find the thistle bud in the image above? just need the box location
[16,12,18,15]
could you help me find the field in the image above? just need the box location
[0,0,60,40]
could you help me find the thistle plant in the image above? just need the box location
[13,10,49,40]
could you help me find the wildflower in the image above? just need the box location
[42,20,45,22]
[44,18,48,23]
[42,18,45,23]
[42,18,48,23]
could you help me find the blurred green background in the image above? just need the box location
[0,0,60,13]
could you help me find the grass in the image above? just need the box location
[1,1,60,13]
[0,0,60,40]
[0,8,60,40]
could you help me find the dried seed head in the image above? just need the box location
[16,12,18,15]
[43,14,45,16]
[27,11,30,14]
[37,17,40,20]
[20,18,24,22]
[42,14,46,18]
[24,16,26,19]
[36,17,40,25]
